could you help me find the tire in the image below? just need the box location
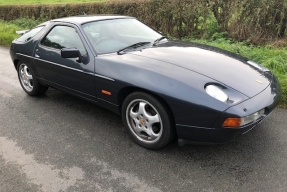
[17,61,49,96]
[122,92,174,149]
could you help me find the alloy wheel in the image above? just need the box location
[19,63,33,92]
[126,99,163,144]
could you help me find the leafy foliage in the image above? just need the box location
[0,0,107,5]
[0,0,287,45]
[11,18,42,29]
[0,21,21,46]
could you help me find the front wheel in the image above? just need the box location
[17,62,49,96]
[122,92,174,149]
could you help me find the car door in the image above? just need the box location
[33,24,96,101]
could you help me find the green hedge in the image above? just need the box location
[1,0,287,45]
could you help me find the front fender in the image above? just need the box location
[95,53,248,127]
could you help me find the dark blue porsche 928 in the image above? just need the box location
[10,15,281,149]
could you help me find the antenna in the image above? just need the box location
[80,6,87,16]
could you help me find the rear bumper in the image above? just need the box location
[176,73,281,144]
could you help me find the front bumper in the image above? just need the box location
[176,74,281,144]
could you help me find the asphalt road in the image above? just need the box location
[1,46,287,192]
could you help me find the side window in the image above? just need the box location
[17,26,44,42]
[41,25,87,55]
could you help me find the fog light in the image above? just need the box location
[223,109,265,128]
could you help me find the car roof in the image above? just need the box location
[51,15,134,25]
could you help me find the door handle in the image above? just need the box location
[35,49,40,58]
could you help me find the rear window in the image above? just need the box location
[17,26,44,42]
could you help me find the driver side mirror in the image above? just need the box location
[61,48,82,63]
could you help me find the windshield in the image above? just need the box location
[82,19,162,54]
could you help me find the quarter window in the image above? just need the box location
[41,25,86,55]
[17,26,44,42]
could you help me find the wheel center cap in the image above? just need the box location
[140,119,145,125]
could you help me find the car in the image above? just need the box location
[10,15,281,149]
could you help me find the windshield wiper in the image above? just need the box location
[117,42,151,55]
[153,36,168,46]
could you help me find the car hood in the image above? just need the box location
[131,40,272,98]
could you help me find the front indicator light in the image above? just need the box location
[223,109,265,128]
[223,118,241,128]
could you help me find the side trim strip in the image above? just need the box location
[16,53,115,82]
[16,53,34,59]
[17,52,85,73]
[176,124,215,130]
[35,57,84,73]
[94,74,115,82]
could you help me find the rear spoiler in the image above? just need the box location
[16,30,29,35]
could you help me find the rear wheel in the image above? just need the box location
[17,62,49,96]
[122,92,174,149]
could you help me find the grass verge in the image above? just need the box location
[0,21,21,46]
[0,18,42,46]
[0,0,107,5]
[1,19,286,107]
